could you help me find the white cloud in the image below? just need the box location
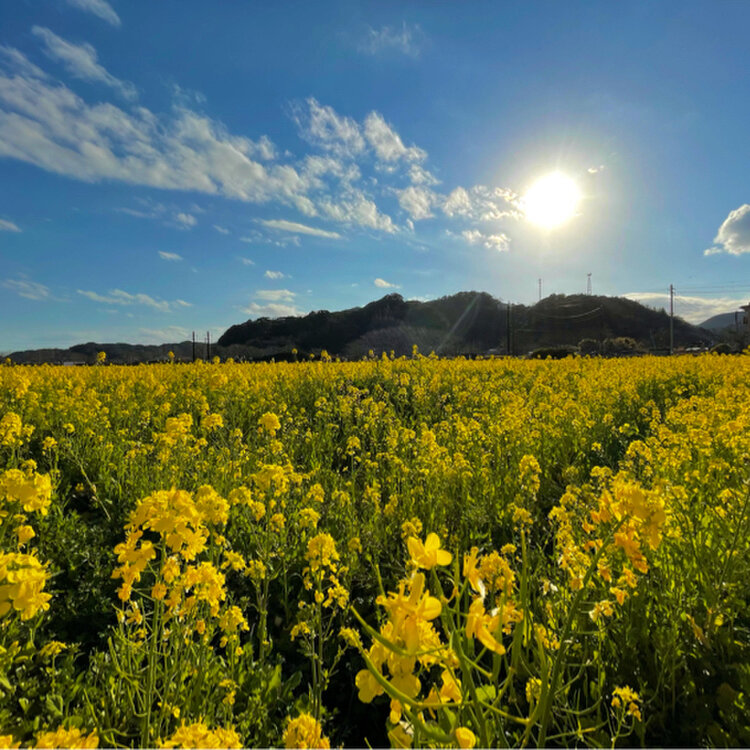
[292,97,365,158]
[318,190,396,233]
[443,185,520,221]
[359,22,423,57]
[443,187,472,218]
[213,224,230,234]
[264,270,286,279]
[301,154,361,189]
[255,289,296,302]
[0,52,309,211]
[587,164,605,174]
[704,204,750,256]
[363,111,426,163]
[374,277,399,289]
[0,46,49,80]
[117,207,155,219]
[0,218,21,232]
[461,228,511,252]
[77,288,191,312]
[32,27,136,100]
[240,301,301,318]
[409,164,439,186]
[258,218,341,239]
[238,256,255,266]
[623,292,748,324]
[175,212,197,228]
[0,52,471,244]
[3,278,50,300]
[137,326,191,344]
[396,186,437,220]
[158,251,182,261]
[66,0,121,27]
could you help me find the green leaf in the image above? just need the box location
[476,685,497,702]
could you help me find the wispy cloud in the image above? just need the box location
[291,97,365,158]
[704,204,750,256]
[3,278,50,300]
[396,186,436,220]
[238,256,255,266]
[264,270,287,279]
[65,0,121,27]
[358,22,423,58]
[318,192,396,233]
[0,46,48,79]
[255,289,296,302]
[258,219,341,239]
[241,288,300,318]
[0,48,307,209]
[158,251,182,262]
[240,301,301,318]
[374,277,399,289]
[461,228,511,252]
[443,186,520,221]
[0,218,21,232]
[409,164,439,186]
[364,111,426,163]
[32,27,136,100]
[175,212,196,228]
[77,288,191,312]
[137,326,191,344]
[0,48,521,247]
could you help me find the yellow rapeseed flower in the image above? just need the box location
[34,726,99,748]
[282,712,330,749]
[159,721,242,749]
[406,533,452,570]
[454,727,477,749]
[258,411,281,434]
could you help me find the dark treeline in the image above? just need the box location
[7,291,722,365]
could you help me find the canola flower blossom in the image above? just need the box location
[406,533,452,570]
[159,721,242,749]
[0,551,51,619]
[2,354,750,747]
[282,712,330,749]
[0,468,52,515]
[33,726,99,748]
[612,685,642,721]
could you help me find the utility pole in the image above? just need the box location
[192,331,195,362]
[669,284,674,355]
[538,278,542,302]
[586,273,592,295]
[506,301,512,356]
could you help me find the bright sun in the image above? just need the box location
[522,172,581,229]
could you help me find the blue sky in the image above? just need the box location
[2,0,750,351]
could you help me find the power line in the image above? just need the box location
[531,306,603,321]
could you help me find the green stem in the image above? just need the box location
[142,597,163,747]
[537,518,625,747]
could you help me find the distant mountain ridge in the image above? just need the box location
[699,311,744,332]
[218,291,714,357]
[7,291,717,364]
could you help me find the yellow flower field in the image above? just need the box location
[1,354,749,747]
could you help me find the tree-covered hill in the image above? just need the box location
[6,291,717,364]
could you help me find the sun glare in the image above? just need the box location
[522,172,581,229]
